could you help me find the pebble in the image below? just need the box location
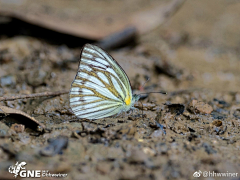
[127,148,149,164]
[211,120,222,127]
[188,100,213,114]
[0,122,10,136]
[0,75,16,87]
[10,123,25,133]
[235,93,240,103]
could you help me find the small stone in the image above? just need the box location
[0,122,10,136]
[18,133,31,144]
[127,148,149,164]
[96,162,111,175]
[10,123,25,133]
[0,75,16,87]
[235,93,240,103]
[150,130,164,139]
[188,100,213,114]
[26,69,49,87]
[202,142,217,154]
[79,165,90,173]
[211,120,222,127]
[155,143,168,154]
[40,135,68,156]
[142,147,156,156]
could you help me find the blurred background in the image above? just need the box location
[1,0,240,94]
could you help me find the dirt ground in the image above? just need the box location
[0,0,239,180]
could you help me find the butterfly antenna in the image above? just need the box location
[142,77,150,88]
[139,78,167,95]
[139,91,167,95]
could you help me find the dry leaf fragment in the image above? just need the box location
[0,0,185,40]
[0,105,45,131]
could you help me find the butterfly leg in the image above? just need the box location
[113,110,125,118]
[135,108,140,115]
[126,109,133,116]
[113,113,120,118]
[130,107,140,116]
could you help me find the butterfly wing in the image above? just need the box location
[69,44,133,119]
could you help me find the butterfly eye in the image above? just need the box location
[132,94,140,102]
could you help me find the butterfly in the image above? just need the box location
[69,44,140,120]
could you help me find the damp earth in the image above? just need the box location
[0,1,240,180]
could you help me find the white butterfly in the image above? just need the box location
[69,44,140,119]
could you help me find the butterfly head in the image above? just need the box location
[132,94,140,104]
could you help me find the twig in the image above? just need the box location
[96,26,137,50]
[0,90,69,101]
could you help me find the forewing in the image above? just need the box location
[88,44,132,97]
[69,44,131,119]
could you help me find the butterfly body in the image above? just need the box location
[69,44,139,120]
